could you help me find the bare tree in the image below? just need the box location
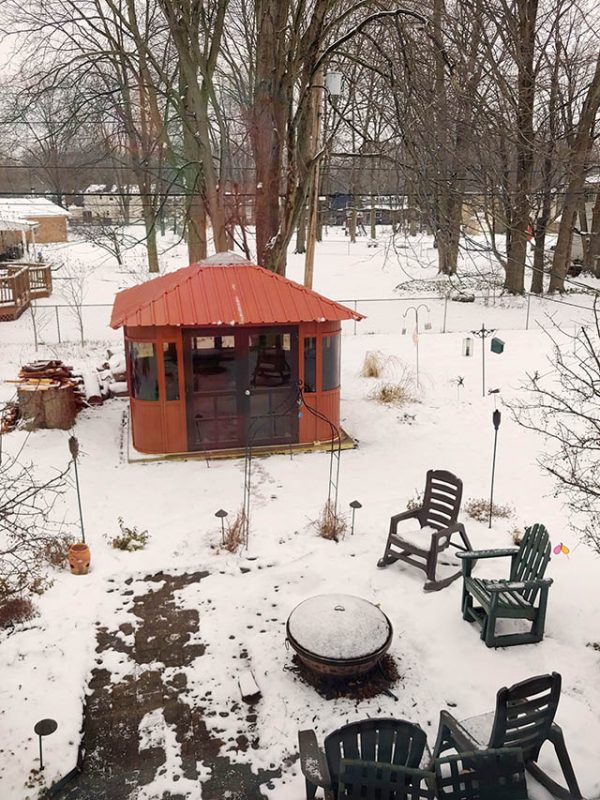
[510,303,600,552]
[0,452,71,600]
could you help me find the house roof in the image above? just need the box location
[0,214,37,232]
[0,198,70,218]
[110,254,364,329]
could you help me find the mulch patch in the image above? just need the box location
[289,654,401,700]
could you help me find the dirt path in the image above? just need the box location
[53,571,279,800]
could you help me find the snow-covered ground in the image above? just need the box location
[1,228,599,799]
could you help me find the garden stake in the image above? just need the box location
[34,719,57,770]
[489,409,501,528]
[69,436,86,544]
[215,509,228,545]
[349,500,362,535]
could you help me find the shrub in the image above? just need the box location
[111,517,149,551]
[509,526,524,545]
[42,533,77,568]
[361,350,385,378]
[223,508,247,553]
[312,500,347,542]
[0,597,36,628]
[464,498,514,523]
[369,381,415,406]
[406,491,423,512]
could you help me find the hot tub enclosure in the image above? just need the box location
[110,253,363,455]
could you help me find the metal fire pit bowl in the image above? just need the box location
[286,594,393,678]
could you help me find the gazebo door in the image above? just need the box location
[184,332,242,450]
[184,328,298,451]
[245,328,298,447]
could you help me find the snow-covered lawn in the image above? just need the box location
[1,230,599,799]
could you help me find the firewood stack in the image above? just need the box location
[96,350,129,398]
[0,402,20,434]
[15,360,86,430]
[5,352,129,433]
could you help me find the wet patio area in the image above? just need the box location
[51,571,280,800]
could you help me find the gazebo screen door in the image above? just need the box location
[184,327,298,451]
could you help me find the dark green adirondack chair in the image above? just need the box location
[435,749,528,799]
[298,718,428,800]
[432,672,582,800]
[337,760,435,799]
[458,522,552,646]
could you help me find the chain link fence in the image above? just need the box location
[1,292,596,348]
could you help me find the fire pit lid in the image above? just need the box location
[287,594,391,660]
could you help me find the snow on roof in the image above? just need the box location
[0,198,70,218]
[0,214,37,231]
[197,251,254,266]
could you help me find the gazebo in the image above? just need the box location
[110,254,363,455]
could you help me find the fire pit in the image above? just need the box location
[286,594,393,678]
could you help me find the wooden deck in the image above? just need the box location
[0,263,52,321]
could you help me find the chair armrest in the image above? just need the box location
[298,729,331,790]
[432,710,479,759]
[485,578,554,593]
[457,547,519,560]
[390,508,421,527]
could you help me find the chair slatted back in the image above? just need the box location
[435,749,528,799]
[421,470,463,531]
[489,672,561,760]
[338,759,435,800]
[510,523,551,603]
[325,719,427,792]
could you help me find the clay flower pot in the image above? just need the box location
[68,543,91,575]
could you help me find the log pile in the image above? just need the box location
[96,349,129,399]
[5,351,129,433]
[0,402,20,434]
[15,360,85,430]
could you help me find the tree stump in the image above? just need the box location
[18,385,77,430]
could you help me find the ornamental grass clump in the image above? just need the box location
[369,381,415,406]
[360,350,385,378]
[111,517,149,551]
[312,500,347,542]
[223,507,246,553]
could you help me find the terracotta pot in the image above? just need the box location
[68,543,91,575]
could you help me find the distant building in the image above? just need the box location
[0,197,69,243]
[70,185,146,224]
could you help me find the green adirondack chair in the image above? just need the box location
[337,760,435,799]
[434,749,528,799]
[458,522,552,646]
[298,718,428,800]
[432,672,582,800]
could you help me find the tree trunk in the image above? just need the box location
[187,193,207,262]
[253,1,288,270]
[550,52,600,292]
[295,205,307,253]
[504,0,538,295]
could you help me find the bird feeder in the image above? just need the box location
[491,337,505,354]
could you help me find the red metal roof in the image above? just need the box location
[110,259,364,328]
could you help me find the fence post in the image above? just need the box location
[442,296,448,333]
[55,306,62,343]
[525,293,531,331]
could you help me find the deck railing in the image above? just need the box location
[0,263,52,321]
